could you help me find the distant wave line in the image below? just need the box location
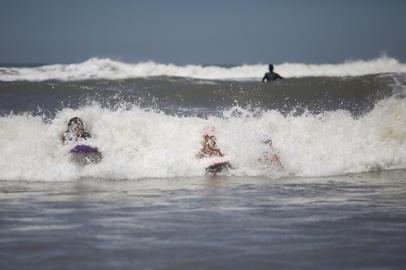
[1,56,406,81]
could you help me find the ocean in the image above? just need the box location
[1,57,406,269]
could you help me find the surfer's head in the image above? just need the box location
[268,64,274,72]
[203,126,216,137]
[67,117,83,127]
[202,134,216,147]
[67,117,85,135]
[202,126,217,147]
[260,134,273,146]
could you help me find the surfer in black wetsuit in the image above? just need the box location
[62,117,91,144]
[262,64,283,82]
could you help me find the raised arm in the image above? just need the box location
[61,133,67,145]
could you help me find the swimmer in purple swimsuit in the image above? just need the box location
[61,117,102,164]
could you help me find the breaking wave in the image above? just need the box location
[1,56,406,81]
[0,96,405,181]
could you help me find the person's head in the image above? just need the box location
[268,64,274,72]
[203,134,217,148]
[67,117,85,135]
[260,133,273,146]
[202,126,217,147]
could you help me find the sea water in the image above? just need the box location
[1,171,406,269]
[1,57,406,269]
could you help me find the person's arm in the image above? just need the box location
[276,73,283,80]
[271,153,283,168]
[262,73,268,82]
[82,131,91,139]
[61,131,70,145]
[215,148,224,157]
[196,145,207,159]
[61,134,67,144]
[196,150,204,159]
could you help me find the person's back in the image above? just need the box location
[262,64,283,82]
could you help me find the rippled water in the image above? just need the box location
[1,170,406,269]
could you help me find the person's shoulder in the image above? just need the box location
[83,131,91,139]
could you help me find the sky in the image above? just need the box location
[1,0,405,65]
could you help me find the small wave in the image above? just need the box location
[1,56,406,81]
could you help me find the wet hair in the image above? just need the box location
[67,117,84,128]
[268,64,274,72]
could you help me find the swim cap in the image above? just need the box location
[260,133,272,144]
[203,126,216,137]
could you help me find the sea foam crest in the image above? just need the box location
[0,96,405,181]
[1,56,406,81]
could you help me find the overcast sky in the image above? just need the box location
[1,0,405,65]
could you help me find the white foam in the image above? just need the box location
[1,56,406,81]
[0,97,405,181]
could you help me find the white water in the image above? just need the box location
[0,96,405,181]
[1,56,406,81]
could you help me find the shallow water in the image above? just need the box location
[1,170,406,270]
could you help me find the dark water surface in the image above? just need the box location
[0,74,396,117]
[1,170,406,270]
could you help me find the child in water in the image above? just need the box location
[196,127,225,158]
[258,134,282,168]
[61,117,102,165]
[62,117,91,144]
[197,127,231,174]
